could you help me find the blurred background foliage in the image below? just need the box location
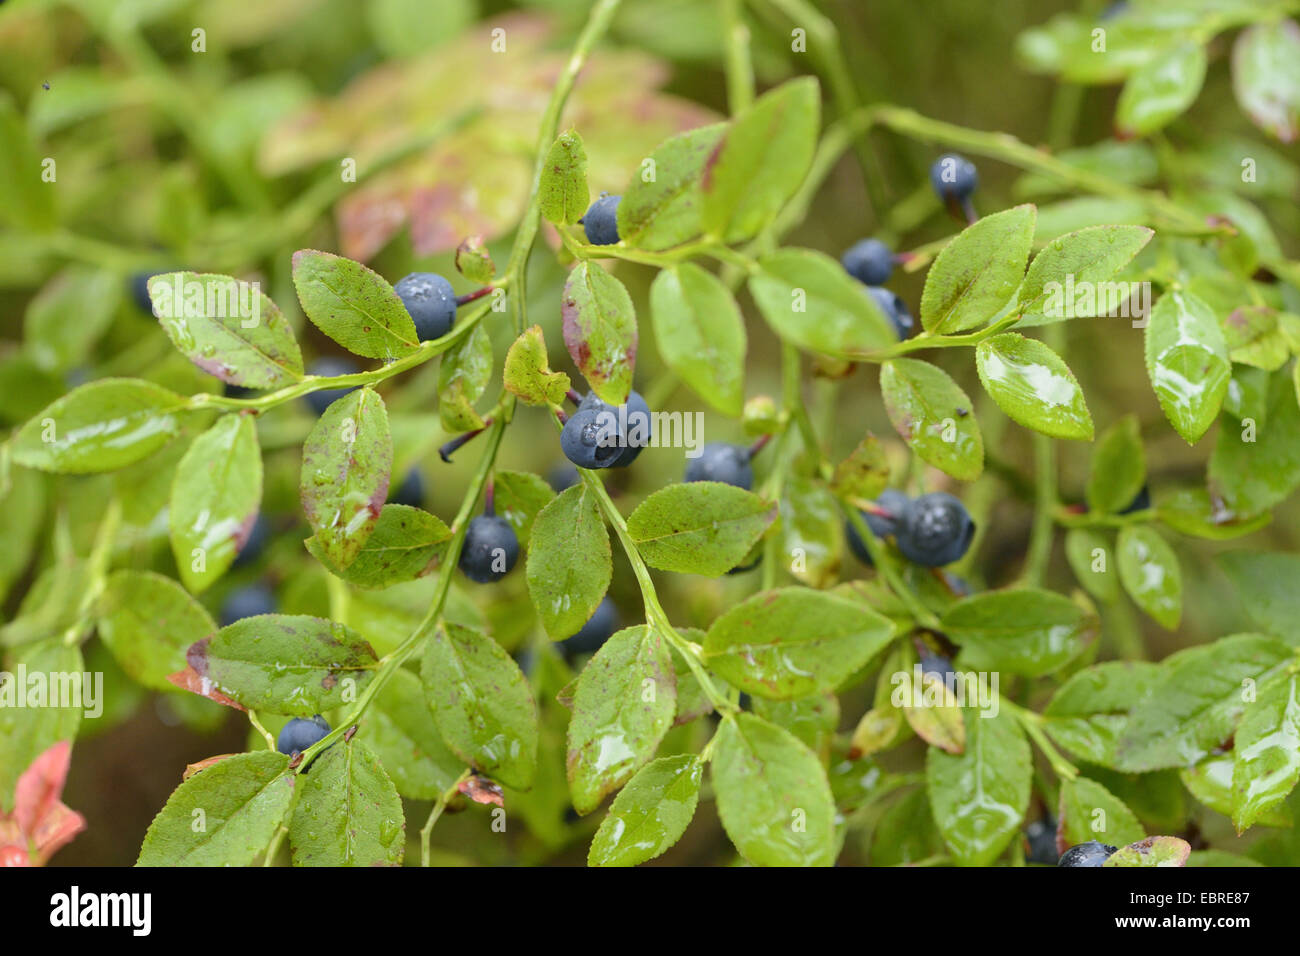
[1,0,1298,865]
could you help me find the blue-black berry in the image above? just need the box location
[930,154,978,203]
[389,467,425,508]
[232,513,270,568]
[896,492,975,567]
[684,442,753,490]
[845,489,911,565]
[562,596,619,656]
[129,270,173,315]
[304,357,361,416]
[1058,840,1117,867]
[459,514,519,583]
[394,272,457,342]
[561,407,623,470]
[842,238,894,286]
[866,286,914,340]
[1120,484,1150,515]
[219,582,277,627]
[277,715,331,756]
[1024,817,1059,865]
[919,650,957,685]
[582,194,621,245]
[547,463,580,493]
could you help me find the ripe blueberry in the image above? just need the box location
[866,286,915,340]
[389,467,425,508]
[394,272,457,342]
[562,596,619,656]
[129,270,173,315]
[459,514,519,583]
[304,357,361,416]
[841,238,894,286]
[919,650,957,685]
[219,582,277,627]
[1058,840,1118,867]
[1120,484,1150,514]
[1024,816,1058,865]
[547,463,580,492]
[582,194,621,245]
[896,492,975,567]
[845,489,911,565]
[561,407,623,470]
[684,442,753,490]
[277,715,331,756]
[232,513,270,568]
[930,154,978,203]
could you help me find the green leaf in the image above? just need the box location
[187,614,379,715]
[1218,551,1300,644]
[751,693,839,761]
[1057,776,1145,850]
[422,621,538,790]
[566,625,676,814]
[24,268,120,373]
[170,414,262,594]
[1104,836,1191,868]
[526,483,611,640]
[539,129,589,226]
[365,667,466,800]
[503,325,570,407]
[1181,753,1293,828]
[1208,369,1300,517]
[1223,306,1291,371]
[291,249,418,360]
[11,378,187,474]
[1232,19,1300,143]
[1144,290,1230,445]
[98,570,216,692]
[1065,528,1121,603]
[703,587,894,700]
[149,272,304,388]
[649,263,746,415]
[1157,486,1272,540]
[455,235,496,285]
[1086,415,1145,513]
[974,333,1093,440]
[748,248,896,357]
[617,122,726,251]
[561,261,637,406]
[1016,224,1154,325]
[700,77,819,243]
[926,707,1031,866]
[626,482,777,577]
[305,504,450,590]
[289,740,405,866]
[1116,525,1182,629]
[920,205,1036,334]
[879,359,984,480]
[897,667,966,755]
[299,387,393,569]
[1115,41,1207,136]
[437,321,491,431]
[137,751,294,866]
[1043,661,1163,767]
[831,434,890,501]
[777,475,844,589]
[494,470,556,547]
[0,94,56,231]
[871,788,945,866]
[712,712,836,866]
[942,588,1095,677]
[0,642,84,805]
[588,753,702,867]
[1232,673,1300,832]
[1116,633,1294,772]
[1186,850,1264,867]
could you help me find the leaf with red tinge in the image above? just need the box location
[1104,835,1192,867]
[458,774,504,807]
[165,666,248,711]
[0,742,86,866]
[561,262,637,406]
[183,754,239,781]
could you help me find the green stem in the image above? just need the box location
[1021,431,1057,589]
[247,709,277,751]
[421,768,474,866]
[721,0,755,114]
[841,503,941,632]
[1002,699,1078,781]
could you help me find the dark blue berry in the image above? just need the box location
[930,154,978,203]
[866,286,914,340]
[224,383,261,399]
[919,651,956,685]
[842,238,894,286]
[389,467,425,508]
[896,492,975,567]
[304,357,360,416]
[1024,817,1058,865]
[561,407,624,470]
[219,583,277,627]
[1058,840,1117,867]
[277,715,331,756]
[547,463,580,492]
[684,442,752,490]
[582,194,621,245]
[129,270,170,315]
[459,514,519,583]
[232,513,270,568]
[394,272,457,342]
[1120,484,1150,515]
[562,597,619,656]
[845,489,911,565]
